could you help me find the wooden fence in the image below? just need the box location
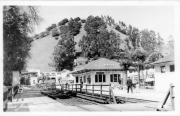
[3,84,19,111]
[61,83,116,104]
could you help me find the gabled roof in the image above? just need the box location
[151,52,174,65]
[71,58,124,74]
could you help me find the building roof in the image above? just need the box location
[71,58,124,74]
[151,52,174,65]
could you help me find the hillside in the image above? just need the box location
[26,22,130,72]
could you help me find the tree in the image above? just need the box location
[79,15,122,59]
[52,28,60,37]
[167,35,174,54]
[50,32,76,71]
[138,30,164,86]
[58,18,69,26]
[20,76,25,85]
[3,6,42,86]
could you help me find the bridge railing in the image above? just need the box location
[61,83,116,104]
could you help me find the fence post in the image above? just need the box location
[72,84,73,91]
[170,83,175,110]
[92,84,94,97]
[100,83,102,97]
[109,83,111,104]
[86,84,87,93]
[76,84,77,93]
[80,84,82,93]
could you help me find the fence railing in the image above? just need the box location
[3,84,19,111]
[61,83,116,104]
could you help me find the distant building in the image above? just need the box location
[151,52,174,92]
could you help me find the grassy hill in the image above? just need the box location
[26,22,130,72]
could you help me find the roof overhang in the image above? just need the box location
[151,61,174,66]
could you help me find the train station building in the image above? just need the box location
[71,58,135,86]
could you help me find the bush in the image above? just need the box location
[34,34,40,39]
[27,37,34,43]
[68,21,82,36]
[58,18,69,26]
[52,24,56,28]
[46,24,57,32]
[59,25,69,35]
[40,31,48,38]
[74,17,81,22]
[55,36,59,40]
[81,19,86,23]
[52,28,60,37]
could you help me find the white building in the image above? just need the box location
[151,52,174,92]
[71,58,134,86]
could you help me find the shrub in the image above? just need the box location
[39,31,49,38]
[34,34,40,39]
[58,18,69,26]
[27,37,34,43]
[52,28,60,37]
[81,19,86,23]
[55,36,59,40]
[46,24,57,32]
[59,25,69,35]
[74,17,81,22]
[52,24,56,28]
[68,21,82,36]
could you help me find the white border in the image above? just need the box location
[1,0,180,116]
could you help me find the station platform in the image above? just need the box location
[112,88,168,102]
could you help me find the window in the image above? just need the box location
[110,74,113,82]
[103,75,106,82]
[114,74,117,82]
[170,65,175,72]
[161,66,165,73]
[95,74,106,83]
[95,75,98,82]
[110,74,120,82]
[99,74,102,82]
[76,76,79,83]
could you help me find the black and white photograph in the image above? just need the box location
[1,0,180,114]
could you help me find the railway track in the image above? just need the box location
[42,90,158,111]
[56,97,121,111]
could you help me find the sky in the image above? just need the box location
[35,6,174,43]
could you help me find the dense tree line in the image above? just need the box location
[3,6,42,85]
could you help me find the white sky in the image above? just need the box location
[35,6,174,43]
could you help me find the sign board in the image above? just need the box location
[12,71,20,86]
[96,72,104,74]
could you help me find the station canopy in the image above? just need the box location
[71,58,135,74]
